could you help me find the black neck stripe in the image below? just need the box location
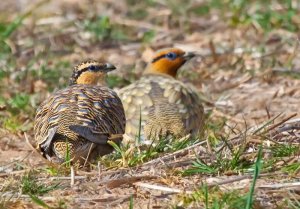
[75,67,90,78]
[69,67,90,85]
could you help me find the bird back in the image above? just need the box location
[118,74,204,143]
[34,84,125,159]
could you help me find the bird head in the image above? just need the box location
[69,61,116,85]
[144,48,195,78]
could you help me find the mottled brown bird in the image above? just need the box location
[34,61,125,164]
[118,48,204,144]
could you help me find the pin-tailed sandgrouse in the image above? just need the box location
[118,48,204,144]
[34,61,126,164]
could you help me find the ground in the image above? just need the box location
[0,0,300,208]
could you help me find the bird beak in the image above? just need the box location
[104,63,117,72]
[182,52,196,60]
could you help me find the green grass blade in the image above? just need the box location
[107,140,122,153]
[129,195,134,209]
[1,16,24,39]
[204,184,208,209]
[107,140,127,166]
[246,146,263,209]
[287,192,300,209]
[29,194,51,209]
[137,106,142,143]
[183,159,217,175]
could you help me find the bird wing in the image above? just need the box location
[69,125,110,144]
[145,76,205,138]
[170,82,205,135]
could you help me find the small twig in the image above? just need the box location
[24,132,37,153]
[6,193,134,203]
[24,132,51,163]
[281,117,300,124]
[70,166,75,187]
[80,167,131,178]
[265,106,271,119]
[272,67,300,74]
[134,182,193,194]
[143,140,207,167]
[272,117,300,134]
[83,143,94,167]
[0,169,30,177]
[17,195,60,201]
[97,161,101,181]
[101,175,158,189]
[207,175,252,187]
[76,194,134,203]
[266,113,297,133]
[258,182,300,189]
[276,125,300,133]
[204,172,287,189]
[47,176,86,181]
[252,113,282,135]
[209,40,218,63]
[113,16,171,33]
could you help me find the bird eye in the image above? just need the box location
[89,65,97,71]
[166,52,177,60]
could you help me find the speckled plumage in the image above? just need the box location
[34,61,125,164]
[118,48,204,143]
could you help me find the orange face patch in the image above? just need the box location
[149,48,187,77]
[76,71,104,85]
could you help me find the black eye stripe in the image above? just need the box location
[151,53,179,63]
[80,66,101,73]
[89,65,101,71]
[70,66,102,83]
[151,54,166,63]
[69,62,105,85]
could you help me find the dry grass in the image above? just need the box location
[0,0,300,208]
